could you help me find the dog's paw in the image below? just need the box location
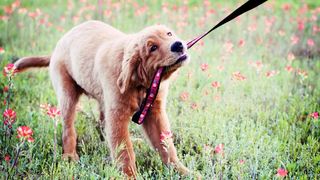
[62,152,79,161]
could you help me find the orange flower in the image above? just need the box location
[3,64,18,77]
[232,72,246,81]
[47,107,61,118]
[211,81,221,88]
[17,126,34,142]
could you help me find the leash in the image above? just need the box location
[132,0,268,124]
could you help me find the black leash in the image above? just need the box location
[132,0,268,124]
[187,0,268,49]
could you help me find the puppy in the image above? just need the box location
[14,20,190,177]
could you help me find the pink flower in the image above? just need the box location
[47,107,61,118]
[3,64,18,77]
[17,126,34,142]
[239,159,245,165]
[0,47,5,54]
[201,63,209,71]
[232,72,246,81]
[287,53,295,61]
[307,39,315,47]
[290,35,299,45]
[276,168,288,177]
[224,41,234,53]
[214,144,224,154]
[310,112,319,119]
[211,81,221,88]
[4,154,10,162]
[180,92,189,101]
[238,39,245,47]
[265,70,279,78]
[3,109,16,120]
[285,65,294,73]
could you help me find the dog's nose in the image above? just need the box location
[170,41,184,53]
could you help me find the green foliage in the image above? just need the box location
[0,0,319,179]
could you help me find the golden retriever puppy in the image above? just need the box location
[14,20,190,177]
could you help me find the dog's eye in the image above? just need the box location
[150,45,158,52]
[167,32,172,36]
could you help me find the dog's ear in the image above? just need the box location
[117,42,140,94]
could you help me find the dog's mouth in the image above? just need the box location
[166,54,188,69]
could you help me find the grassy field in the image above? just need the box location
[1,0,320,179]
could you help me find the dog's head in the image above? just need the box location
[117,25,189,94]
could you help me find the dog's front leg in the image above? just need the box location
[104,109,137,177]
[142,100,190,175]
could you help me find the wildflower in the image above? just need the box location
[310,112,319,119]
[4,154,11,162]
[3,64,18,77]
[287,52,295,61]
[307,39,315,47]
[3,86,9,92]
[3,108,16,118]
[224,41,234,53]
[214,144,224,154]
[40,103,50,111]
[47,107,61,118]
[239,159,245,165]
[211,81,221,88]
[285,65,294,73]
[201,63,209,71]
[238,39,245,47]
[0,47,5,54]
[297,69,308,79]
[180,92,189,101]
[290,35,299,45]
[276,168,288,177]
[265,70,279,78]
[17,126,34,142]
[232,72,246,81]
[191,103,198,110]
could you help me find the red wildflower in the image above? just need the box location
[17,126,34,142]
[238,39,245,47]
[3,64,18,77]
[3,109,16,120]
[239,159,245,165]
[276,168,288,177]
[180,92,189,101]
[307,39,315,47]
[211,81,221,88]
[201,63,209,71]
[214,144,224,154]
[310,112,319,119]
[191,103,198,110]
[265,70,279,78]
[285,65,294,73]
[0,47,5,54]
[47,107,61,118]
[290,35,299,45]
[4,154,10,162]
[232,72,246,81]
[3,86,9,92]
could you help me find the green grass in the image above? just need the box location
[1,0,320,179]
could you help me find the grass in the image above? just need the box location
[1,0,320,179]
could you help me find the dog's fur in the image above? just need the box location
[14,20,190,177]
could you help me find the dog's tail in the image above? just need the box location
[14,56,50,72]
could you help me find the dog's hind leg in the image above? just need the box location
[50,62,82,161]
